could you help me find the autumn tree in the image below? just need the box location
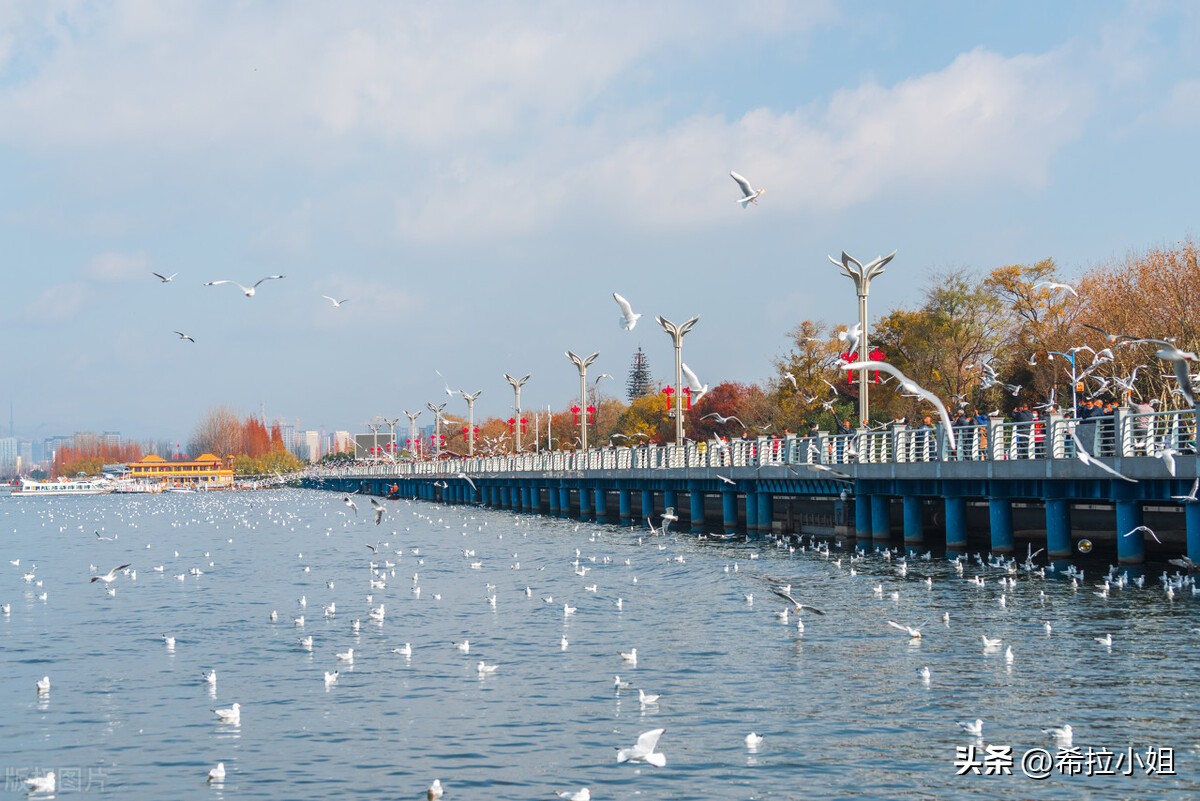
[190,406,243,458]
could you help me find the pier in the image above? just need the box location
[303,407,1200,565]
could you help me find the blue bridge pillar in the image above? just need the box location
[722,491,738,531]
[523,485,535,512]
[1045,498,1072,557]
[1186,502,1200,563]
[1115,499,1145,565]
[641,490,654,523]
[663,489,678,519]
[504,486,515,509]
[618,489,632,525]
[870,495,890,542]
[988,498,1014,553]
[689,482,705,532]
[903,495,923,546]
[547,485,560,516]
[945,496,967,550]
[855,493,870,541]
[746,491,759,531]
[578,486,592,521]
[558,487,571,518]
[594,488,607,523]
[756,493,773,535]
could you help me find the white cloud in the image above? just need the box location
[84,251,148,282]
[20,281,89,323]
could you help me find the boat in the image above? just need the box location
[112,480,164,494]
[12,477,114,496]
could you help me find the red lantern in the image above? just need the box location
[842,351,858,382]
[682,386,692,411]
[661,386,675,412]
[507,417,516,434]
[571,405,581,425]
[868,347,886,383]
[520,417,528,433]
[586,405,596,424]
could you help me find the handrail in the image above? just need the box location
[303,408,1197,480]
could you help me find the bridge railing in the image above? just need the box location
[305,407,1197,480]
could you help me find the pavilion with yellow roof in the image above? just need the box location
[128,453,235,488]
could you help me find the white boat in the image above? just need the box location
[112,480,163,494]
[11,478,114,496]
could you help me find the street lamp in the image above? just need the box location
[566,351,599,450]
[503,373,530,453]
[460,390,482,456]
[1046,351,1080,414]
[828,249,897,427]
[655,315,700,445]
[403,410,421,458]
[382,417,400,459]
[426,402,446,459]
[366,421,382,460]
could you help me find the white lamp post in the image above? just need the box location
[426,402,446,458]
[503,372,530,452]
[655,315,699,444]
[403,410,421,457]
[460,390,482,456]
[827,250,896,427]
[566,351,599,450]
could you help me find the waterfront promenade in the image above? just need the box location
[304,407,1200,565]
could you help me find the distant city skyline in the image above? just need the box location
[2,2,1197,441]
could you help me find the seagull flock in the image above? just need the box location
[5,483,1196,797]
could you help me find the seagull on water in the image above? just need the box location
[1042,724,1073,746]
[617,727,666,767]
[24,771,55,793]
[36,675,50,694]
[555,788,591,801]
[213,702,241,724]
[174,331,195,343]
[613,292,641,330]
[745,732,764,747]
[730,171,764,206]
[638,688,660,706]
[324,670,338,686]
[91,563,131,584]
[619,648,638,664]
[957,719,984,737]
[477,660,499,674]
[207,762,226,782]
[427,779,445,800]
[1095,633,1113,647]
[204,275,285,297]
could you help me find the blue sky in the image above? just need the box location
[2,1,1198,444]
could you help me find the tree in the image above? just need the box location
[190,406,243,458]
[625,347,654,401]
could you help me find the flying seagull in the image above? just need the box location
[681,362,709,403]
[617,727,667,767]
[322,296,349,307]
[771,587,825,615]
[887,620,924,639]
[1068,430,1136,483]
[1033,280,1079,297]
[455,472,478,492]
[701,412,745,427]
[343,496,358,515]
[730,171,764,206]
[91,563,131,584]
[613,293,641,330]
[204,275,285,297]
[838,359,958,452]
[174,331,195,343]
[1122,525,1162,544]
[369,498,386,526]
[1171,477,1199,503]
[152,272,177,283]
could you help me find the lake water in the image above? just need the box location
[1,489,1197,800]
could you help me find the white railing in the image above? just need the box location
[304,408,1197,480]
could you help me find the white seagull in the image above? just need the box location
[24,771,55,793]
[887,620,923,639]
[343,496,358,515]
[1123,525,1162,544]
[152,271,177,283]
[772,587,826,615]
[730,171,764,206]
[322,295,349,307]
[370,498,386,526]
[616,727,667,767]
[36,675,50,693]
[1042,724,1073,745]
[680,362,708,403]
[555,788,591,801]
[91,563,131,584]
[213,702,241,724]
[207,762,226,783]
[1171,477,1200,502]
[957,719,984,737]
[204,275,285,297]
[745,732,765,747]
[840,359,958,451]
[638,688,660,706]
[173,331,195,343]
[613,292,641,330]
